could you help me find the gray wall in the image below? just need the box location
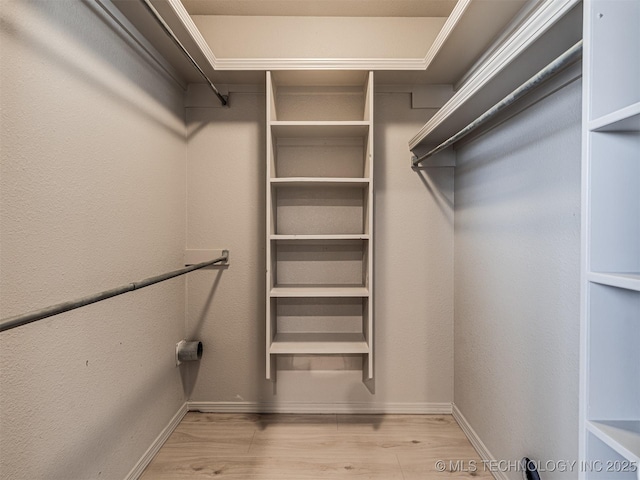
[185,90,454,409]
[0,1,187,478]
[453,79,582,478]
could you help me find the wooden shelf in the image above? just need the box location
[587,421,640,464]
[270,234,369,241]
[588,272,640,292]
[270,333,369,354]
[270,178,370,188]
[270,285,369,298]
[590,103,640,132]
[266,71,374,381]
[271,122,370,138]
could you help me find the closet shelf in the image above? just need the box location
[270,178,370,188]
[270,333,369,354]
[587,421,640,464]
[271,122,370,138]
[408,0,581,158]
[270,285,369,298]
[589,102,640,132]
[270,234,369,241]
[588,272,640,292]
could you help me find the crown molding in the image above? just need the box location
[166,0,220,69]
[422,0,473,71]
[212,57,427,71]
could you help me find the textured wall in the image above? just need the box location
[453,80,582,478]
[0,1,187,478]
[185,89,454,409]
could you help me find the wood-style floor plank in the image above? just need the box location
[140,454,404,479]
[141,413,488,479]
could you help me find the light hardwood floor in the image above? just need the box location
[140,413,493,479]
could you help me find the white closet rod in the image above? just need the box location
[0,251,229,333]
[412,40,583,168]
[139,0,228,106]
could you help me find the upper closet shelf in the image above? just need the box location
[408,0,582,166]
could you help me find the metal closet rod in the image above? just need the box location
[140,0,228,106]
[0,251,229,333]
[412,40,583,167]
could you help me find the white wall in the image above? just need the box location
[185,88,454,410]
[453,79,582,478]
[0,1,187,478]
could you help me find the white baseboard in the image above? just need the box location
[452,403,507,480]
[125,402,188,480]
[188,401,453,415]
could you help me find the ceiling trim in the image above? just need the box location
[164,0,457,72]
[213,58,429,71]
[422,0,472,71]
[166,0,220,67]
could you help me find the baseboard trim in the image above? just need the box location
[125,402,188,480]
[452,404,507,480]
[187,401,452,415]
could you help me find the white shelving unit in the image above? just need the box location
[266,71,374,380]
[580,1,640,479]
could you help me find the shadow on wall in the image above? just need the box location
[181,268,226,398]
[1,0,185,140]
[415,168,454,227]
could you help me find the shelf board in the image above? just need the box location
[587,421,640,464]
[408,0,581,152]
[271,121,370,138]
[590,102,640,132]
[270,178,370,188]
[270,333,369,354]
[588,272,640,292]
[270,234,369,241]
[270,285,369,298]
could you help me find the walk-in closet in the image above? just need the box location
[1,0,638,479]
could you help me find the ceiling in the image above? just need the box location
[112,0,534,85]
[181,0,458,17]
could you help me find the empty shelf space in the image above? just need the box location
[271,185,369,235]
[270,333,369,354]
[587,421,640,463]
[270,178,370,188]
[588,272,640,292]
[270,285,369,298]
[271,239,368,287]
[590,102,640,132]
[270,121,370,139]
[272,136,369,179]
[588,284,640,422]
[589,132,640,274]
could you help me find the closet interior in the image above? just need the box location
[0,0,637,479]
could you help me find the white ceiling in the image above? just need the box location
[181,0,458,17]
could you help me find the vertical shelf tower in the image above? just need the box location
[266,71,375,381]
[580,0,640,478]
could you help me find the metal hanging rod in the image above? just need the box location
[412,40,583,168]
[0,251,229,333]
[140,0,228,106]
